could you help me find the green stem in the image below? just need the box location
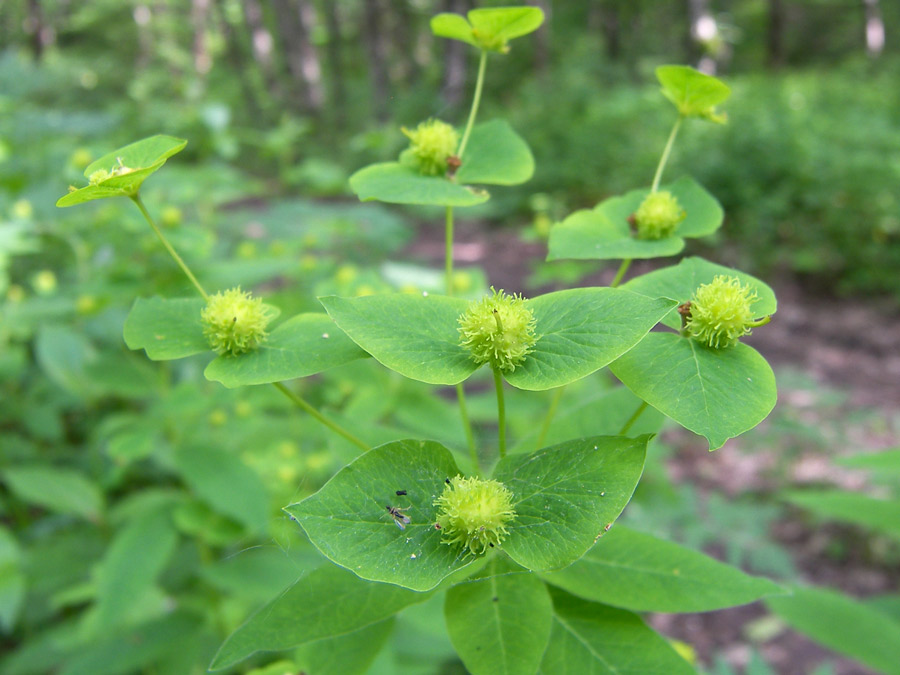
[130,194,208,299]
[492,366,507,459]
[445,206,455,294]
[619,401,648,436]
[651,115,683,193]
[273,382,369,452]
[456,382,479,472]
[611,259,632,288]
[534,386,565,451]
[457,50,488,160]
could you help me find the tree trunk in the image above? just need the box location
[191,0,212,78]
[441,0,469,109]
[323,0,346,129]
[528,0,550,79]
[272,0,324,113]
[766,0,785,68]
[863,0,885,58]
[362,0,389,122]
[213,1,265,121]
[243,0,282,100]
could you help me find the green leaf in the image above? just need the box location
[210,565,429,670]
[656,65,731,123]
[2,465,103,521]
[539,588,694,674]
[504,288,677,391]
[766,586,900,675]
[456,119,534,186]
[173,446,269,534]
[622,256,777,330]
[541,526,784,612]
[609,333,777,450]
[783,489,900,540]
[88,507,178,635]
[547,177,723,261]
[431,7,544,52]
[836,448,900,473]
[295,618,395,675]
[0,526,25,633]
[34,326,95,398]
[493,436,648,572]
[286,439,478,591]
[123,297,208,361]
[349,163,489,207]
[56,135,187,207]
[204,313,368,387]
[320,294,476,386]
[445,557,552,675]
[322,290,674,390]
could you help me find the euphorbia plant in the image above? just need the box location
[58,7,786,674]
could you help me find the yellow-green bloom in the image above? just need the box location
[399,119,459,176]
[435,475,516,555]
[686,275,769,349]
[633,190,685,240]
[201,287,274,356]
[458,288,537,372]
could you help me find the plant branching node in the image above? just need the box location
[458,288,537,371]
[434,475,516,555]
[201,287,274,356]
[686,275,767,349]
[633,190,686,240]
[399,119,460,176]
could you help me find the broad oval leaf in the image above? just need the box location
[610,333,776,451]
[349,162,489,207]
[657,65,731,123]
[539,588,694,675]
[493,435,649,572]
[547,176,722,262]
[56,135,187,207]
[285,439,478,591]
[204,313,368,388]
[783,489,900,540]
[294,618,395,675]
[505,288,677,391]
[445,557,552,675]
[319,294,476,386]
[456,119,534,186]
[541,526,785,612]
[0,526,25,632]
[622,256,777,330]
[321,290,674,390]
[123,297,208,361]
[836,448,900,473]
[431,7,544,52]
[766,586,900,675]
[210,565,428,671]
[430,13,478,47]
[1,465,104,522]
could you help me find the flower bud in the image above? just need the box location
[458,288,537,372]
[434,475,516,555]
[399,119,460,176]
[201,287,274,356]
[633,190,685,240]
[686,275,768,349]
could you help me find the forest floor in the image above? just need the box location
[405,220,900,675]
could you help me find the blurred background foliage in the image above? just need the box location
[1,1,899,674]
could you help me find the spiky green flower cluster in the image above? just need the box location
[686,275,764,349]
[399,119,459,176]
[633,190,686,240]
[435,475,516,555]
[458,288,537,372]
[201,287,274,356]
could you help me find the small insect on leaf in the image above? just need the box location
[386,505,412,530]
[396,489,408,496]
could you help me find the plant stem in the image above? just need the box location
[611,259,632,288]
[492,366,507,459]
[273,382,369,452]
[457,50,488,160]
[445,206,455,294]
[456,382,479,471]
[130,195,208,300]
[534,386,565,451]
[619,401,648,436]
[650,116,683,193]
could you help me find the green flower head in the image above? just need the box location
[399,119,460,176]
[458,288,537,372]
[201,287,274,356]
[633,190,686,240]
[686,275,769,349]
[435,475,516,555]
